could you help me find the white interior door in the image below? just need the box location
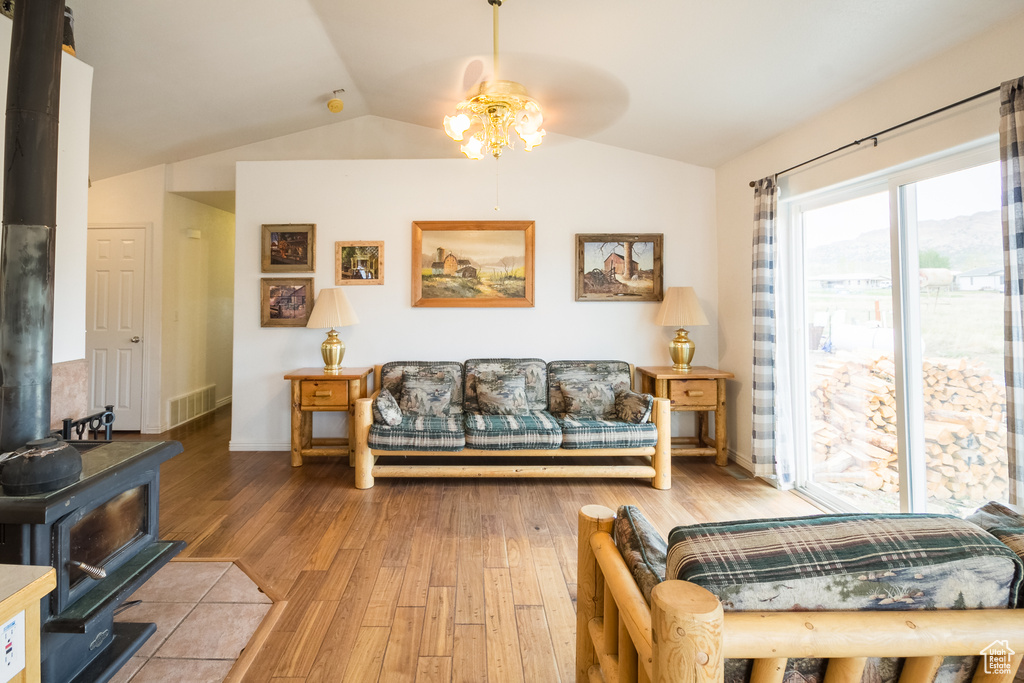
[86,227,146,430]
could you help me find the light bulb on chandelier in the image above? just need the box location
[442,0,545,160]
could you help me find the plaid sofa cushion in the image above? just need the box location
[556,415,658,449]
[379,361,464,415]
[368,416,465,451]
[666,513,1023,611]
[667,513,1024,683]
[464,358,548,413]
[463,412,562,450]
[614,505,667,605]
[967,501,1024,568]
[547,360,632,417]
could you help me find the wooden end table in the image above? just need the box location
[636,366,734,466]
[284,367,373,467]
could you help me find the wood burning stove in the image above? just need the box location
[0,440,184,683]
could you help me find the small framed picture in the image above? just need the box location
[575,233,664,302]
[336,241,384,285]
[262,223,315,272]
[260,277,314,327]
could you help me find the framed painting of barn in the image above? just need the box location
[575,233,664,302]
[411,221,535,307]
[336,240,384,285]
[262,223,316,273]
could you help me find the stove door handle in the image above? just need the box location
[69,560,107,580]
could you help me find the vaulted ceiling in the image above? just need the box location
[74,0,1024,182]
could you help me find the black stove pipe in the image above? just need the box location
[0,0,65,451]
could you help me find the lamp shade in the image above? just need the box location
[655,286,708,328]
[306,288,359,329]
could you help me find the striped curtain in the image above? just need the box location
[752,176,790,483]
[1001,77,1024,506]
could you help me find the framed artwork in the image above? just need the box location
[260,277,314,327]
[412,221,535,308]
[262,223,316,272]
[575,233,664,302]
[335,240,384,285]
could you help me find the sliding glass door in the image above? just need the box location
[790,148,1007,515]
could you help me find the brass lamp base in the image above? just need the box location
[321,328,345,373]
[669,327,695,371]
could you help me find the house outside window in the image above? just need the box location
[781,143,1008,515]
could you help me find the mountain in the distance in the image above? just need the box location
[804,210,1001,277]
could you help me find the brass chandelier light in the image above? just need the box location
[443,0,545,160]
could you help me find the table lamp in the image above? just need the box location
[306,288,359,373]
[654,286,708,371]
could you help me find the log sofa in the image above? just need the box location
[352,358,671,489]
[577,502,1024,683]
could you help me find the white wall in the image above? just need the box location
[231,142,716,450]
[163,194,235,408]
[0,18,93,363]
[715,11,1024,470]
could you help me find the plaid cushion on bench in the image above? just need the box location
[368,416,465,451]
[968,501,1024,569]
[557,415,658,449]
[667,513,1022,610]
[463,412,562,450]
[666,513,1024,683]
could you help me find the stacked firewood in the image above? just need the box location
[811,353,1008,504]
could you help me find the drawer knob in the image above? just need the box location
[686,390,705,397]
[314,390,332,398]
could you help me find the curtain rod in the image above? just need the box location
[748,85,1000,188]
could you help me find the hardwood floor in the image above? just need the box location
[144,406,822,682]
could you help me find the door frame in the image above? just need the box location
[87,223,162,433]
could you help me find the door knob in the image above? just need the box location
[130,336,141,343]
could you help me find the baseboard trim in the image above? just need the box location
[216,395,232,408]
[228,441,289,452]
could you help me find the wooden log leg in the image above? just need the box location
[751,658,788,683]
[650,581,723,683]
[652,398,672,489]
[619,613,639,683]
[604,582,619,656]
[898,656,943,683]
[353,399,374,489]
[290,380,304,467]
[714,378,728,466]
[972,653,1023,683]
[824,657,867,683]
[577,505,616,683]
[347,406,356,467]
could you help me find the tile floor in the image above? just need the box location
[108,561,272,683]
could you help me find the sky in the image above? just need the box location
[801,160,1000,250]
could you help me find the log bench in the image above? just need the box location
[576,504,1024,683]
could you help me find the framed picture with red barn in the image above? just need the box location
[575,233,663,302]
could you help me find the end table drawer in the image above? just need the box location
[669,379,717,407]
[301,380,349,408]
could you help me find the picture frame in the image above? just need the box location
[262,223,316,273]
[335,240,384,285]
[412,221,535,308]
[260,277,314,327]
[575,233,664,302]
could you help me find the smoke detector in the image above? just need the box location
[327,89,345,113]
